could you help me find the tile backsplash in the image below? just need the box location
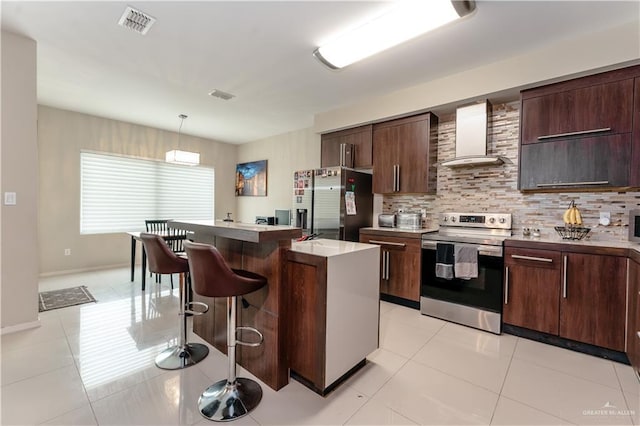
[383,101,640,242]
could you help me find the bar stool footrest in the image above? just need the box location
[236,326,264,347]
[185,301,209,316]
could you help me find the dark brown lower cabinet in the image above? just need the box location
[504,248,561,335]
[560,253,627,351]
[359,232,421,302]
[628,254,640,376]
[504,242,628,352]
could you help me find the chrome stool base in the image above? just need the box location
[155,343,209,370]
[198,378,263,422]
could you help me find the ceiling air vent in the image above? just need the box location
[118,6,156,35]
[208,89,235,101]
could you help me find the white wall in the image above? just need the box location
[236,128,320,224]
[1,32,39,330]
[37,106,237,275]
[314,21,640,133]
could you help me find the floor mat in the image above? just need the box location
[38,285,97,312]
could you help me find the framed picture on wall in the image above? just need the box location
[235,160,267,196]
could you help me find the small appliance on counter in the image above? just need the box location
[377,214,396,228]
[396,212,422,230]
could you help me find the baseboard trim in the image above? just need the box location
[380,293,420,310]
[1,319,41,335]
[39,263,129,278]
[503,324,630,365]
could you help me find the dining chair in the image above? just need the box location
[144,219,185,288]
[145,219,171,234]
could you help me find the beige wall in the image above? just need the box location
[314,21,640,133]
[236,128,320,224]
[1,32,39,329]
[37,106,237,275]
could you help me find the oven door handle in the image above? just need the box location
[421,240,503,257]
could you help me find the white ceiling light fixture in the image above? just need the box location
[313,0,476,70]
[209,89,236,101]
[117,6,156,35]
[165,114,200,166]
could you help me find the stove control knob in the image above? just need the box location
[450,216,456,223]
[499,217,506,224]
[443,216,448,222]
[488,217,496,224]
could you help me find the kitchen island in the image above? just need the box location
[169,219,301,390]
[286,239,380,395]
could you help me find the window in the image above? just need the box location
[80,151,214,234]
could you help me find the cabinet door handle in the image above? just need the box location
[537,127,612,140]
[637,331,640,339]
[536,181,609,188]
[392,165,398,192]
[504,266,509,305]
[385,251,391,280]
[395,164,401,192]
[339,143,345,166]
[562,255,568,298]
[511,254,553,263]
[368,240,406,247]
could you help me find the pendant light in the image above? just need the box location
[165,114,200,166]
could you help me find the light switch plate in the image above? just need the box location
[599,211,611,226]
[4,192,16,205]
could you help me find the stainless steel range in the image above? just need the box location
[420,212,512,334]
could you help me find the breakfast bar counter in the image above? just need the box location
[169,220,302,391]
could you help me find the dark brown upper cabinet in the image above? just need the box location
[372,113,438,194]
[320,125,372,169]
[519,65,640,191]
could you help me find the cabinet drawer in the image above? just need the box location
[521,78,633,144]
[505,248,561,269]
[519,133,631,190]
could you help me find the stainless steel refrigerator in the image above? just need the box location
[292,167,373,242]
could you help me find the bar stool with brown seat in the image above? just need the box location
[140,233,209,370]
[184,240,267,422]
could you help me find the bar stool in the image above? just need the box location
[184,240,267,422]
[140,233,209,370]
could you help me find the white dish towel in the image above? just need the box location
[454,244,478,280]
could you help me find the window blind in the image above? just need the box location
[80,151,214,234]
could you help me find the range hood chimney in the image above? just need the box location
[441,100,504,167]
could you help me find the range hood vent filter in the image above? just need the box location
[441,101,504,168]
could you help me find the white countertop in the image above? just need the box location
[172,219,299,232]
[507,234,640,254]
[290,238,380,257]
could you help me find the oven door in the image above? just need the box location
[420,243,504,314]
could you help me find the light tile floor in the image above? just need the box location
[2,267,639,425]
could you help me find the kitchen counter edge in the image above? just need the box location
[505,236,640,257]
[360,227,438,239]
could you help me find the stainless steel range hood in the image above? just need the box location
[441,101,504,168]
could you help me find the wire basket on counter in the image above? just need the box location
[554,226,591,240]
